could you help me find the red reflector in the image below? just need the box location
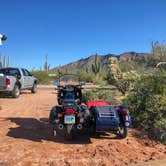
[65,109,74,115]
[6,77,10,85]
[121,110,129,115]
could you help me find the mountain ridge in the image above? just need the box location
[49,52,151,74]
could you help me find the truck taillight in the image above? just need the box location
[6,77,10,85]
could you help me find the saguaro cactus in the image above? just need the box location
[44,54,50,73]
[0,54,2,68]
[3,55,6,68]
[7,56,10,67]
[92,54,100,75]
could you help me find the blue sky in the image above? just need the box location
[0,0,166,70]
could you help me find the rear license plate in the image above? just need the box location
[64,115,75,124]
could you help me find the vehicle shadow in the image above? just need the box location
[6,117,92,144]
[0,94,12,98]
[0,91,31,98]
[91,132,119,140]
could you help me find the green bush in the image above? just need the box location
[82,91,98,103]
[77,72,107,86]
[77,72,94,83]
[82,90,120,105]
[31,71,57,85]
[124,71,166,143]
[93,74,107,86]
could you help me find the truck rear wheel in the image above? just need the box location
[12,85,20,98]
[31,83,37,93]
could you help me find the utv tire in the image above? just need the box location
[117,126,128,138]
[31,83,37,93]
[12,85,20,98]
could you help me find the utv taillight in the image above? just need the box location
[121,110,130,115]
[6,77,10,85]
[65,109,74,115]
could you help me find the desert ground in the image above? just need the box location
[0,86,166,166]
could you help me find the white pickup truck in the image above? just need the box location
[0,67,37,98]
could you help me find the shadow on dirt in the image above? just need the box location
[6,117,92,144]
[0,91,32,98]
[6,117,119,144]
[0,93,13,98]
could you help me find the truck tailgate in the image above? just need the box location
[0,76,6,90]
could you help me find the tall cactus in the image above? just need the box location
[44,54,50,73]
[7,56,10,67]
[0,53,2,68]
[86,67,89,73]
[3,55,6,68]
[92,54,100,75]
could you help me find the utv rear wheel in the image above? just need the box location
[31,83,37,93]
[12,85,20,98]
[117,126,128,138]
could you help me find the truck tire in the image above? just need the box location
[12,85,20,98]
[31,83,37,93]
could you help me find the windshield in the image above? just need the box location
[60,74,80,85]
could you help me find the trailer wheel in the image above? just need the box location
[12,85,20,98]
[117,126,128,138]
[49,107,56,123]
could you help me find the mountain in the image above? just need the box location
[49,52,151,74]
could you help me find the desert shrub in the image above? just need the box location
[77,72,94,83]
[31,71,56,85]
[82,91,98,103]
[119,61,132,72]
[77,71,107,86]
[93,74,107,86]
[82,90,120,105]
[106,74,136,95]
[124,71,166,143]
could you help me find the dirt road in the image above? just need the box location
[0,87,165,166]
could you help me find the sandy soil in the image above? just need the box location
[0,86,165,166]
